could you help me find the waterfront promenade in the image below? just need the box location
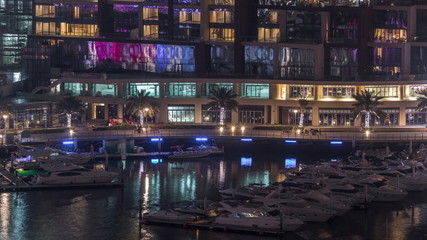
[20,126,427,143]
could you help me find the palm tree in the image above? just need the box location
[297,97,310,128]
[352,90,385,128]
[0,98,14,128]
[126,90,159,127]
[55,96,84,128]
[417,90,427,111]
[205,87,239,126]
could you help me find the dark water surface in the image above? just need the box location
[1,141,427,240]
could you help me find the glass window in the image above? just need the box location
[319,109,353,126]
[288,108,312,126]
[206,83,233,96]
[241,84,269,98]
[411,47,427,74]
[35,5,55,18]
[322,86,354,98]
[209,9,233,24]
[127,83,160,98]
[378,109,399,126]
[113,5,139,33]
[289,85,314,98]
[168,83,196,97]
[364,86,398,97]
[202,104,231,123]
[406,108,427,125]
[370,47,401,75]
[93,84,117,97]
[279,48,315,80]
[244,46,274,77]
[210,28,234,41]
[209,0,235,6]
[63,83,88,96]
[210,45,234,73]
[329,12,358,42]
[168,105,195,123]
[239,106,264,124]
[286,11,321,43]
[330,48,358,78]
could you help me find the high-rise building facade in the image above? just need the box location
[0,0,32,85]
[23,0,427,127]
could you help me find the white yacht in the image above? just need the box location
[142,210,196,223]
[219,187,256,200]
[213,202,304,232]
[34,166,118,185]
[168,148,211,159]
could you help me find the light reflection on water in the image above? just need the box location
[1,152,427,240]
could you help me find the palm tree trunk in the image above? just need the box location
[139,109,144,127]
[365,112,370,128]
[298,113,305,128]
[67,113,72,128]
[219,107,225,126]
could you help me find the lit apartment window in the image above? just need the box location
[179,10,201,23]
[35,22,56,35]
[239,106,264,124]
[209,10,233,24]
[406,108,427,125]
[143,7,159,20]
[73,6,80,19]
[364,86,398,98]
[371,47,401,75]
[408,85,427,98]
[378,109,399,126]
[209,0,234,6]
[93,84,117,97]
[143,25,159,38]
[210,28,234,41]
[374,29,407,43]
[35,5,55,18]
[258,9,278,25]
[60,23,97,37]
[258,28,280,42]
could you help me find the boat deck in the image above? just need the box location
[140,217,285,236]
[0,182,123,192]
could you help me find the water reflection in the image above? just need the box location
[1,151,427,240]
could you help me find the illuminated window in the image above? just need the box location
[209,9,233,23]
[73,6,80,19]
[59,23,97,37]
[289,85,314,98]
[35,22,56,35]
[93,84,117,97]
[279,48,315,80]
[168,105,195,123]
[406,108,427,125]
[210,28,234,41]
[239,106,264,124]
[209,0,234,5]
[178,9,201,23]
[143,25,159,38]
[143,7,159,20]
[330,48,358,78]
[322,86,354,98]
[168,83,196,97]
[407,85,427,98]
[319,109,353,126]
[127,83,160,98]
[258,28,280,42]
[370,47,401,75]
[206,83,233,96]
[364,86,398,98]
[35,5,55,18]
[374,29,407,43]
[63,83,88,96]
[241,84,269,98]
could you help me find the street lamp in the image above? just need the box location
[3,114,7,145]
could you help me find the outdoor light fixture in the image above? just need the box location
[330,141,343,145]
[69,129,74,136]
[151,138,163,142]
[231,126,235,132]
[285,140,297,143]
[241,138,253,142]
[296,129,301,134]
[241,126,245,133]
[365,130,370,136]
[63,141,74,145]
[142,127,146,132]
[219,127,224,132]
[196,137,208,141]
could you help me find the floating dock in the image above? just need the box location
[140,217,285,237]
[0,182,123,192]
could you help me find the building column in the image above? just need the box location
[231,110,239,125]
[117,104,124,123]
[399,105,406,126]
[117,83,125,98]
[159,103,168,124]
[311,104,319,127]
[264,105,270,124]
[271,104,278,124]
[196,82,203,98]
[194,104,202,124]
[104,105,109,120]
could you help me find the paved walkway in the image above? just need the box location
[21,128,427,143]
